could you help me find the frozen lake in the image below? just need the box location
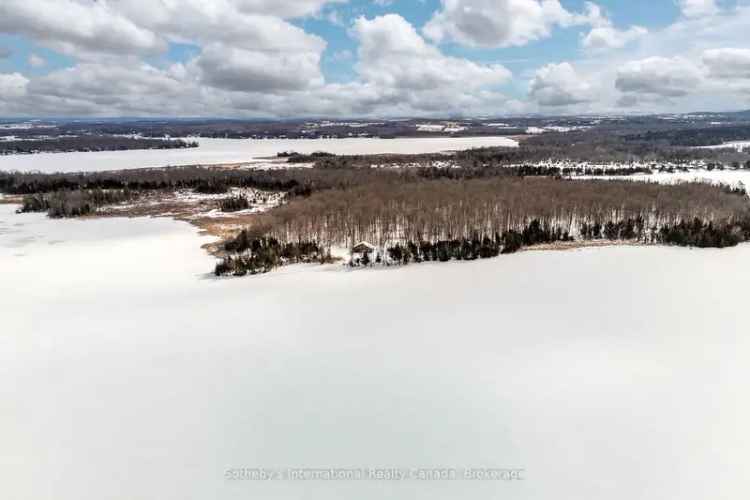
[698,141,750,152]
[1,202,749,500]
[0,136,518,173]
[581,169,750,190]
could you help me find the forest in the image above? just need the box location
[0,165,379,197]
[18,188,135,218]
[625,125,750,147]
[214,176,750,276]
[0,161,656,204]
[0,137,198,155]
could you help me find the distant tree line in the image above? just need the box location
[625,125,750,147]
[0,162,626,207]
[517,129,750,164]
[294,138,750,171]
[18,189,135,218]
[0,137,197,155]
[283,151,337,163]
[4,149,748,208]
[0,166,323,197]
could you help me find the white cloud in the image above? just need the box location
[0,12,516,119]
[702,48,750,79]
[0,0,165,58]
[582,26,647,50]
[0,73,29,99]
[232,0,347,18]
[615,56,703,98]
[423,0,597,48]
[1,0,749,117]
[194,43,325,93]
[677,0,719,18]
[28,63,185,105]
[354,14,511,91]
[529,62,593,107]
[577,3,647,51]
[115,1,327,53]
[0,0,331,99]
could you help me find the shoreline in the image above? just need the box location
[519,239,645,252]
[3,199,744,282]
[0,135,521,173]
[0,196,643,254]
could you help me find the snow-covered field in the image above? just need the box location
[698,141,750,152]
[0,136,518,173]
[2,202,749,500]
[580,168,750,190]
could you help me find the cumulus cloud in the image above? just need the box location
[0,0,330,98]
[615,56,703,98]
[0,73,29,99]
[0,0,165,58]
[231,0,347,18]
[677,0,719,18]
[118,2,327,53]
[529,62,592,107]
[2,0,748,117]
[353,14,511,91]
[194,43,325,93]
[576,3,647,51]
[702,48,750,79]
[582,25,647,50]
[0,10,516,118]
[423,0,598,48]
[29,63,184,105]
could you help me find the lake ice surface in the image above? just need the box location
[0,136,519,173]
[1,203,749,500]
[582,169,750,190]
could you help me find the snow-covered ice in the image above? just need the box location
[0,136,518,173]
[697,141,750,152]
[1,202,749,500]
[580,168,750,191]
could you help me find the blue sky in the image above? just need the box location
[0,0,748,117]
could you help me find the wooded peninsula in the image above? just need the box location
[3,149,749,277]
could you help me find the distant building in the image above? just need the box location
[351,242,376,256]
[350,242,377,265]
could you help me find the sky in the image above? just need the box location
[0,0,749,118]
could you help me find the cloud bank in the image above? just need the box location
[0,0,749,117]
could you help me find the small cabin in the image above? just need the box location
[351,242,377,265]
[352,242,376,255]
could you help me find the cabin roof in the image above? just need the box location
[352,241,376,251]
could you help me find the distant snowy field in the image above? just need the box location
[698,141,750,152]
[581,169,750,190]
[2,202,749,500]
[0,136,518,173]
